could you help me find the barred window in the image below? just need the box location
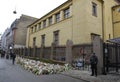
[53,30,59,45]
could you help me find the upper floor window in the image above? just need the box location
[92,2,97,16]
[43,20,46,28]
[31,27,33,33]
[56,13,60,22]
[41,34,45,46]
[64,7,70,19]
[33,37,36,47]
[53,30,59,46]
[35,25,37,32]
[38,23,41,30]
[49,16,52,25]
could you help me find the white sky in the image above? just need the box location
[0,0,67,34]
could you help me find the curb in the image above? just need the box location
[60,73,90,82]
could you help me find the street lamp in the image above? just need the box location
[13,5,17,14]
[10,46,12,53]
[13,10,17,14]
[10,46,12,50]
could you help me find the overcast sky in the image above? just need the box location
[0,0,67,34]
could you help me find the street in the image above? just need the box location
[0,58,85,82]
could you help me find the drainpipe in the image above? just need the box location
[27,28,30,48]
[101,0,104,42]
[101,0,107,75]
[112,7,114,38]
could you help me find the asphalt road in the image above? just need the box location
[0,58,85,82]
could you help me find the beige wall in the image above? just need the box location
[26,0,120,48]
[26,1,73,47]
[28,18,72,47]
[72,0,103,45]
[103,0,118,40]
[113,5,120,38]
[14,15,37,47]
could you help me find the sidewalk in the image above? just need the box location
[61,70,120,82]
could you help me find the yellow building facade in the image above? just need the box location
[113,5,120,38]
[26,0,120,48]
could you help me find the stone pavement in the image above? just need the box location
[0,58,85,82]
[61,70,120,82]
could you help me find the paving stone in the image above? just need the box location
[61,70,120,82]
